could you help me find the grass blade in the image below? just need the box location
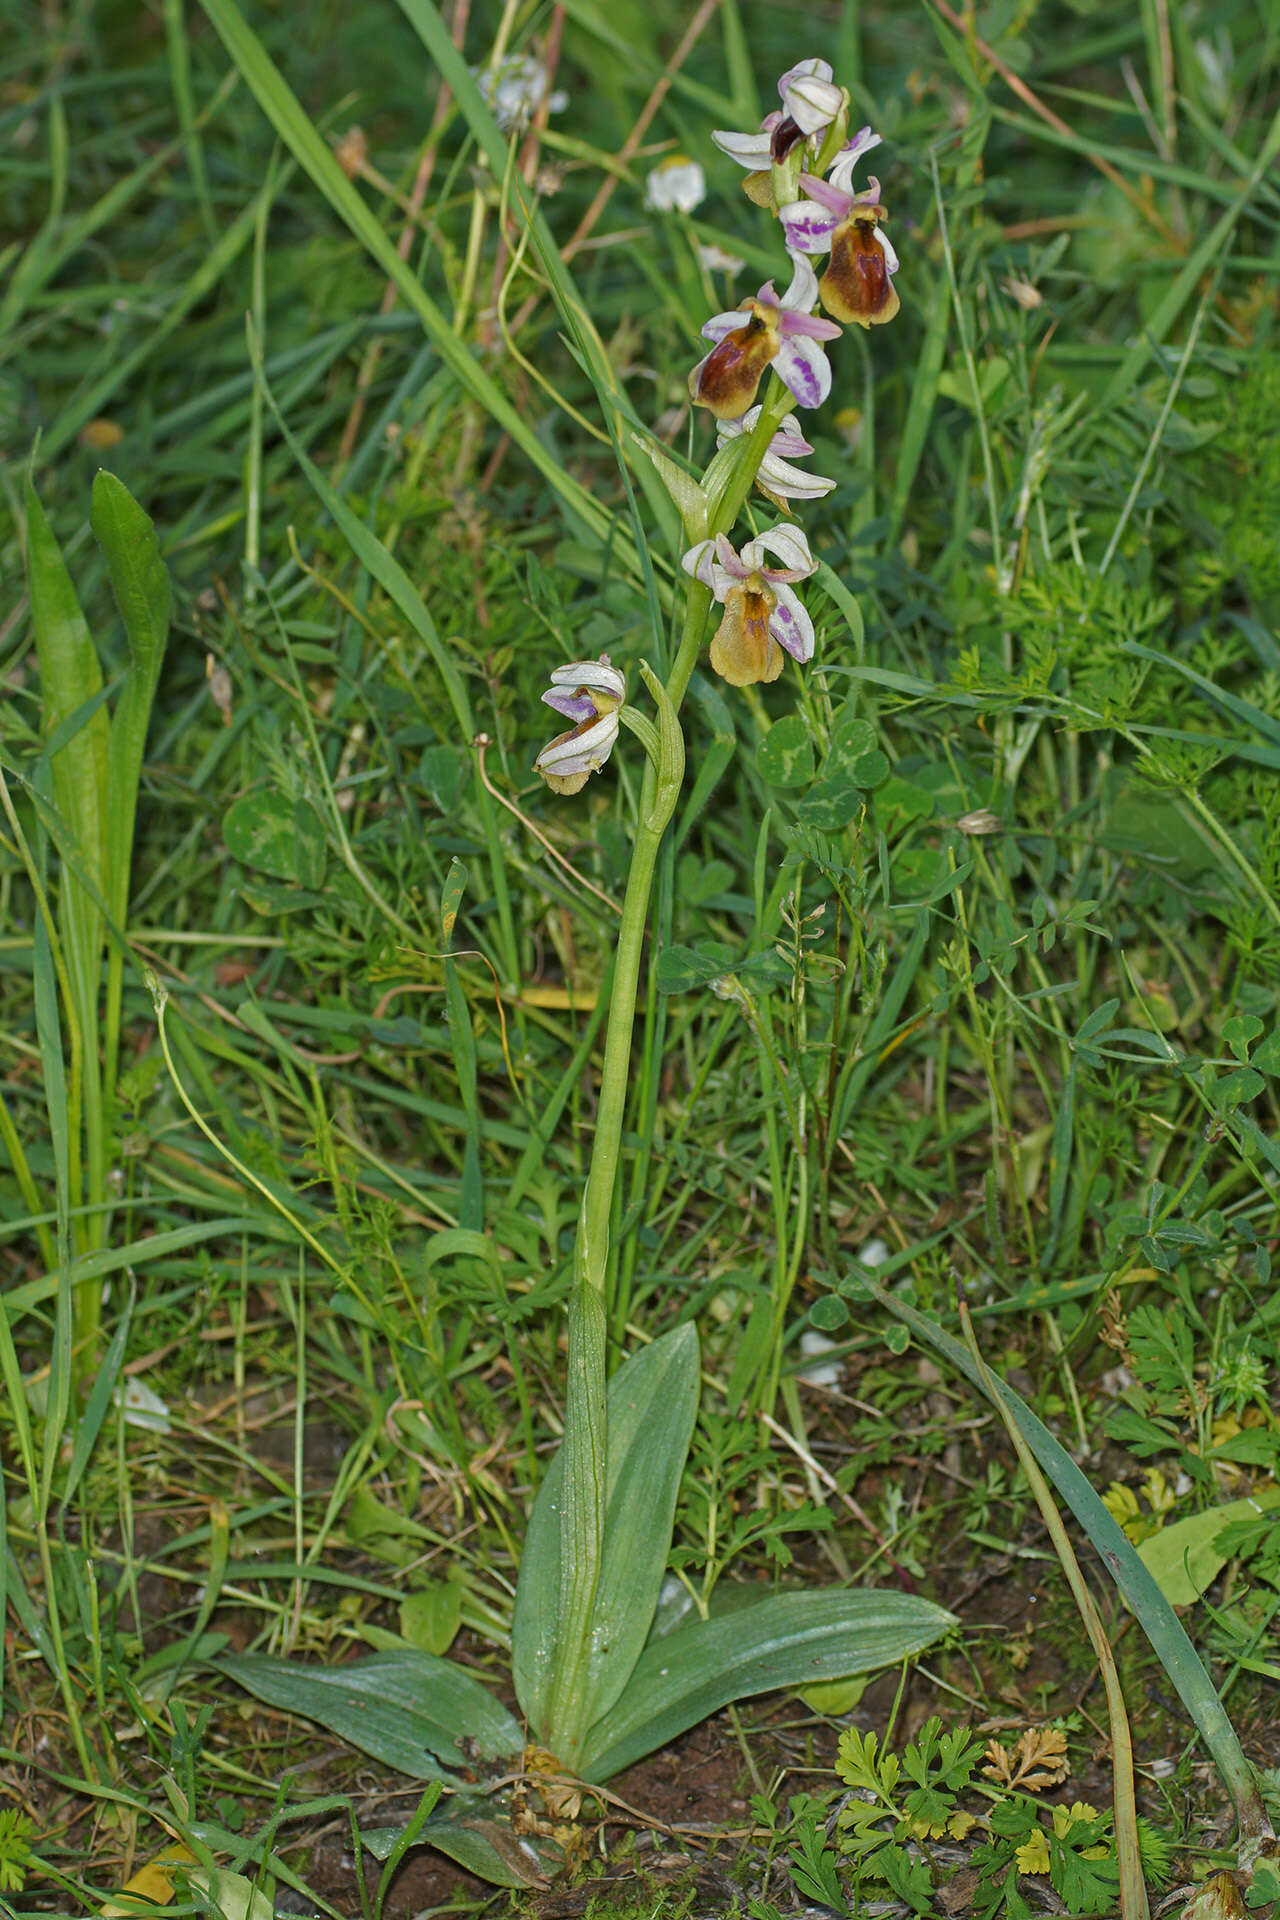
[861,1278,1275,1856]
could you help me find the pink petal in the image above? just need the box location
[713,532,749,581]
[796,172,854,216]
[781,308,842,341]
[543,689,597,720]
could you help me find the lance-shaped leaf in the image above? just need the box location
[218,1649,523,1778]
[513,1323,700,1746]
[580,1587,955,1781]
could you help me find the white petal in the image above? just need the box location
[769,584,816,663]
[696,241,745,274]
[778,199,841,256]
[777,57,833,97]
[681,540,734,602]
[535,711,620,776]
[876,226,900,274]
[701,307,748,343]
[756,452,836,500]
[547,658,626,703]
[710,128,772,168]
[645,158,706,213]
[774,334,832,410]
[826,126,884,196]
[780,251,821,313]
[747,524,816,577]
[784,75,844,135]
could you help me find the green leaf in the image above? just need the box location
[400,1582,463,1656]
[223,788,301,881]
[1251,1027,1280,1077]
[1222,1014,1264,1061]
[186,1869,273,1920]
[1213,1066,1265,1107]
[823,716,876,775]
[851,747,890,789]
[758,714,815,788]
[513,1324,700,1742]
[655,942,736,992]
[91,471,171,926]
[1138,1488,1280,1606]
[361,1803,558,1890]
[25,476,109,955]
[579,1588,954,1782]
[879,1841,936,1914]
[796,778,864,830]
[217,1650,522,1776]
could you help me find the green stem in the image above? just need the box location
[543,368,790,1761]
[543,793,664,1758]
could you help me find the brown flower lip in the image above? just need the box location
[820,208,901,328]
[687,310,778,420]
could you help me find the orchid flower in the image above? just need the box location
[534,658,625,794]
[779,171,900,328]
[689,252,841,419]
[681,525,817,687]
[645,155,707,213]
[712,57,845,179]
[716,406,836,508]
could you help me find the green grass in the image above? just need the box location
[4,0,1280,1912]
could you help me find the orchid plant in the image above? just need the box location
[219,51,947,1891]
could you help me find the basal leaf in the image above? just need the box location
[580,1588,954,1781]
[218,1650,522,1777]
[513,1323,700,1743]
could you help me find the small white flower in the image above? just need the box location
[797,1330,843,1389]
[645,155,707,213]
[473,53,568,134]
[696,241,746,275]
